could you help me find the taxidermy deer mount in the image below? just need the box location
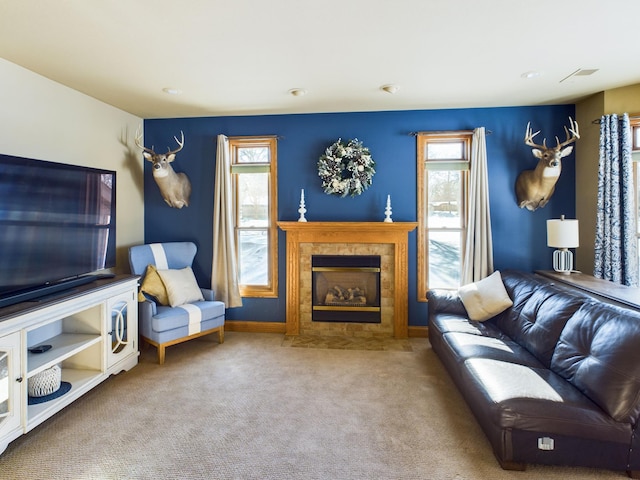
[515,117,579,211]
[135,127,192,209]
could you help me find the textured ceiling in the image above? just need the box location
[1,0,638,119]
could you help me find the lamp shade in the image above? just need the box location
[547,218,579,248]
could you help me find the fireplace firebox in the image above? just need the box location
[311,255,381,323]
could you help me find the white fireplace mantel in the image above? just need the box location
[277,221,418,338]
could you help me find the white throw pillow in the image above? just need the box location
[157,267,204,307]
[457,271,513,322]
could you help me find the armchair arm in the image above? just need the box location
[200,287,215,301]
[138,298,157,318]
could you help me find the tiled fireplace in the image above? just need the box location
[312,254,381,324]
[278,222,418,338]
[303,245,390,336]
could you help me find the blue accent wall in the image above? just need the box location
[143,104,576,326]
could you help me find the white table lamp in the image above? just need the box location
[546,215,579,274]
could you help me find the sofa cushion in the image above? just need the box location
[429,312,501,337]
[152,301,226,333]
[496,278,586,368]
[458,271,513,322]
[551,301,640,424]
[462,358,632,444]
[441,331,544,368]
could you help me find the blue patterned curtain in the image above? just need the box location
[594,113,638,286]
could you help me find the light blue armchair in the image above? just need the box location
[128,242,225,364]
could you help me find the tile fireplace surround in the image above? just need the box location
[278,222,418,339]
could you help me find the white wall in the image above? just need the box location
[0,58,144,274]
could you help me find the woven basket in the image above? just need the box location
[28,365,61,397]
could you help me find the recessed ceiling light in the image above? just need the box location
[162,87,182,95]
[289,88,307,97]
[521,71,541,79]
[381,84,399,94]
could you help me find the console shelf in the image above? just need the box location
[27,367,104,428]
[0,275,139,454]
[27,333,102,377]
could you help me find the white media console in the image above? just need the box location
[0,275,139,454]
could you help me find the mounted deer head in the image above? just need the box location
[515,117,579,211]
[135,126,192,209]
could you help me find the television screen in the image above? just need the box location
[0,154,116,306]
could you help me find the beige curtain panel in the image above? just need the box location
[212,134,243,308]
[462,127,494,284]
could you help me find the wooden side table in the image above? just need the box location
[535,270,640,312]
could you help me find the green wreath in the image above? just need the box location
[317,138,376,197]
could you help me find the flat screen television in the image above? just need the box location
[0,153,116,308]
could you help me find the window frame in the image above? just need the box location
[228,136,278,298]
[631,118,640,278]
[632,121,640,151]
[417,131,471,301]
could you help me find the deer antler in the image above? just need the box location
[524,122,547,150]
[134,125,156,155]
[555,117,580,149]
[166,131,185,156]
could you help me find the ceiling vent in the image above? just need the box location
[560,69,599,83]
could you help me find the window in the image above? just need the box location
[229,137,278,297]
[631,119,640,277]
[417,132,471,300]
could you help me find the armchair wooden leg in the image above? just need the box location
[218,327,224,344]
[157,344,166,365]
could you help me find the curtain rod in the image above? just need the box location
[409,129,492,136]
[591,113,640,124]
[225,134,285,139]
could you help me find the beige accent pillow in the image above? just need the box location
[138,264,169,305]
[157,267,204,307]
[458,271,513,322]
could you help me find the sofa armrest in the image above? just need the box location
[426,289,467,316]
[200,287,215,301]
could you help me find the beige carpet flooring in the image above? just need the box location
[281,334,414,351]
[0,332,629,479]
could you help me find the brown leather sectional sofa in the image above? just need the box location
[427,270,640,478]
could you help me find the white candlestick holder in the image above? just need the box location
[298,189,307,222]
[384,195,393,223]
